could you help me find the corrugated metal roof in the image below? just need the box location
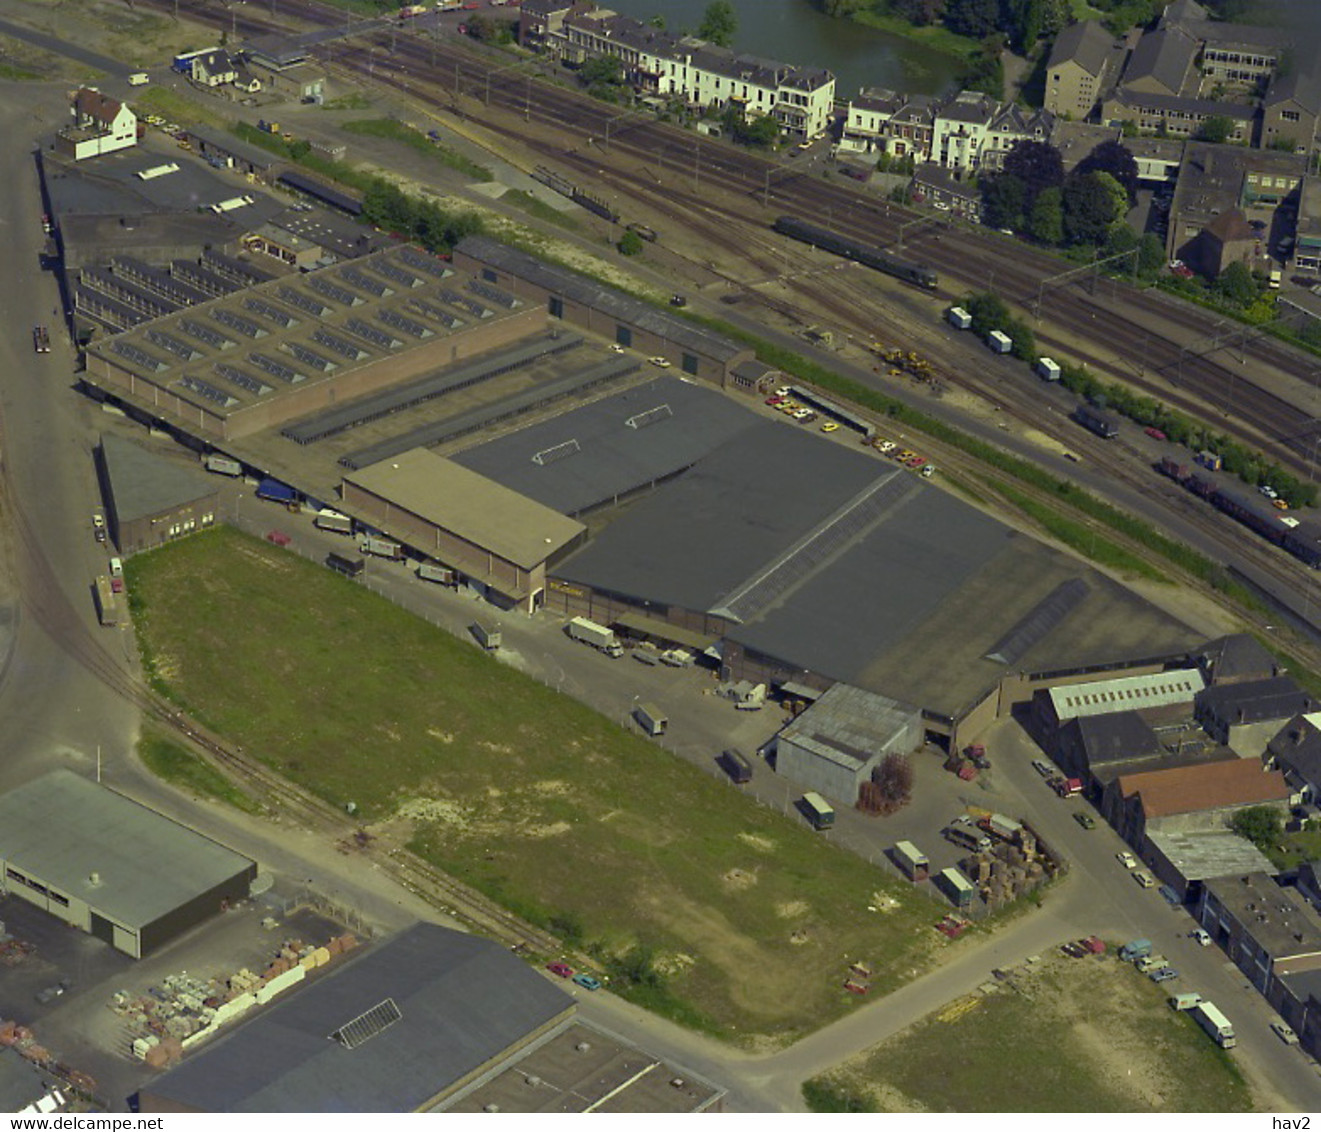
[0,770,253,929]
[1049,669,1205,720]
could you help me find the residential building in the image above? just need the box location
[1262,70,1321,155]
[1120,25,1199,100]
[1050,121,1123,174]
[1044,20,1124,120]
[1266,712,1321,803]
[1101,89,1254,143]
[1195,632,1281,686]
[1122,136,1185,184]
[979,103,1055,172]
[1161,0,1287,89]
[1297,175,1321,276]
[1196,675,1312,757]
[931,90,998,173]
[911,164,982,223]
[1197,207,1265,277]
[59,88,138,160]
[839,87,906,156]
[191,49,237,88]
[881,93,939,161]
[1103,759,1289,847]
[521,3,835,140]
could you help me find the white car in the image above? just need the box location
[1133,870,1155,888]
[1271,1020,1299,1045]
[1259,484,1279,500]
[609,344,625,353]
[648,356,671,368]
[1116,852,1138,870]
[1189,928,1212,946]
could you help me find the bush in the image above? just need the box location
[618,229,644,256]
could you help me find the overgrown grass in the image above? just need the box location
[339,118,493,181]
[0,63,39,80]
[500,188,580,230]
[132,87,231,129]
[321,92,373,111]
[137,725,261,815]
[849,10,981,60]
[127,528,941,1044]
[809,954,1255,1111]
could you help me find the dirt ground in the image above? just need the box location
[817,947,1257,1112]
[0,0,214,72]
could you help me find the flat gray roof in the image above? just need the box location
[141,922,575,1112]
[101,433,218,522]
[456,236,745,363]
[345,448,585,568]
[0,770,254,929]
[779,684,918,771]
[1146,829,1276,881]
[452,375,757,515]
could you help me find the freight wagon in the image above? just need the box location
[1073,404,1119,439]
[772,216,938,291]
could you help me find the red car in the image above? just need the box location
[765,395,784,406]
[906,455,928,469]
[1144,427,1167,441]
[546,961,573,978]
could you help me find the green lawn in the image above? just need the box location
[127,528,943,1044]
[339,118,493,181]
[808,952,1256,1111]
[132,87,232,130]
[501,188,581,231]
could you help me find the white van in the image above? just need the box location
[109,557,123,577]
[128,73,150,86]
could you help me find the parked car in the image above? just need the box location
[1260,484,1279,500]
[1144,427,1167,441]
[1133,870,1155,888]
[648,356,671,368]
[765,396,784,406]
[1148,967,1179,983]
[821,421,840,433]
[1271,1020,1300,1045]
[921,465,936,478]
[1117,851,1138,869]
[546,961,573,978]
[1073,811,1096,829]
[35,982,68,1004]
[572,973,602,991]
[906,455,928,470]
[1189,928,1212,946]
[1032,759,1055,777]
[1158,884,1182,906]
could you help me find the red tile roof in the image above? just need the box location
[74,88,124,127]
[1118,758,1289,818]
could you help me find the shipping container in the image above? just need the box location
[359,536,403,561]
[1192,1001,1236,1048]
[894,840,930,882]
[946,306,972,330]
[986,330,1012,354]
[720,747,753,784]
[94,575,120,626]
[417,561,457,585]
[1035,357,1061,381]
[937,867,975,907]
[471,622,501,650]
[633,702,667,736]
[326,552,364,578]
[204,454,242,477]
[314,510,353,535]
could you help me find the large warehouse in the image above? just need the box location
[137,922,721,1113]
[0,771,256,958]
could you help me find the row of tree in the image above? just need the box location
[361,179,486,255]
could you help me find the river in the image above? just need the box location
[593,0,965,98]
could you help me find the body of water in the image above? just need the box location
[595,0,965,98]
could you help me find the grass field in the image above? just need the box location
[127,528,944,1043]
[132,87,233,130]
[339,119,493,182]
[806,951,1255,1112]
[501,189,581,231]
[138,724,261,815]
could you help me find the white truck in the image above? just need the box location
[566,616,623,658]
[359,536,403,560]
[314,510,353,535]
[1192,1001,1236,1048]
[204,454,242,477]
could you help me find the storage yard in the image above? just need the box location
[808,947,1256,1112]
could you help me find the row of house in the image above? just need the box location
[518,0,835,141]
[840,87,1055,174]
[1045,0,1316,151]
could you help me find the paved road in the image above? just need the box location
[0,15,126,78]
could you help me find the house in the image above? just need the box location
[1195,633,1281,686]
[59,88,138,160]
[232,65,263,95]
[1193,206,1265,277]
[1196,675,1312,757]
[1266,712,1321,803]
[1101,89,1254,143]
[911,164,982,223]
[1119,25,1199,100]
[1103,759,1290,847]
[191,49,237,88]
[1044,20,1124,120]
[931,90,999,173]
[979,103,1055,173]
[840,87,906,156]
[1297,175,1321,276]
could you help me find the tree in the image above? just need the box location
[1231,805,1283,849]
[1075,139,1139,205]
[648,14,665,29]
[1137,232,1165,275]
[1028,185,1064,245]
[944,0,1001,37]
[965,290,1013,338]
[980,173,1026,231]
[1062,169,1125,245]
[892,0,947,23]
[1197,114,1237,144]
[872,753,913,810]
[580,55,624,87]
[697,0,737,47]
[1002,139,1064,207]
[618,229,644,256]
[1216,260,1258,307]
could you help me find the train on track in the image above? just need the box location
[1073,404,1119,440]
[1158,456,1321,568]
[772,215,938,291]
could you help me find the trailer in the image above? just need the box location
[314,510,353,535]
[359,536,403,560]
[417,561,457,585]
[801,792,835,831]
[946,306,972,330]
[719,747,753,784]
[981,813,1022,840]
[256,478,299,509]
[326,552,364,579]
[471,622,501,651]
[633,702,668,737]
[1192,1001,1236,1048]
[986,330,1012,354]
[94,575,121,626]
[1158,456,1190,481]
[204,454,242,477]
[565,616,624,658]
[1035,357,1061,381]
[894,840,930,882]
[936,866,975,907]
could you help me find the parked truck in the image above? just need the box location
[802,792,835,831]
[633,702,667,736]
[1119,939,1153,962]
[204,454,243,477]
[256,477,299,509]
[471,622,501,651]
[1192,1001,1236,1048]
[359,536,403,560]
[417,561,457,585]
[719,747,753,784]
[325,552,364,579]
[981,813,1022,841]
[94,575,121,626]
[566,616,624,658]
[314,510,353,535]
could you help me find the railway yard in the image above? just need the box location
[4,0,1321,1114]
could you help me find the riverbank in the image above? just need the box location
[848,9,981,62]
